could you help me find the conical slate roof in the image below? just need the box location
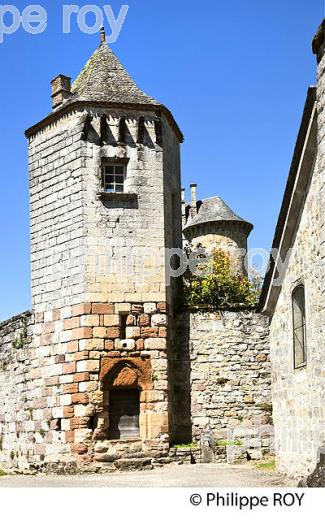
[25,37,183,141]
[70,41,160,106]
[184,196,253,232]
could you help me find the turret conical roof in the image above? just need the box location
[184,196,253,234]
[25,37,183,142]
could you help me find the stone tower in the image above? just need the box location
[182,185,253,276]
[24,31,183,469]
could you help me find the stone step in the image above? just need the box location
[114,458,153,471]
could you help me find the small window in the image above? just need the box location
[119,313,128,339]
[102,163,126,193]
[292,285,307,369]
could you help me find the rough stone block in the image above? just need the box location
[104,315,120,327]
[144,338,166,350]
[115,303,131,313]
[138,314,150,326]
[80,315,99,327]
[73,372,90,383]
[92,303,114,314]
[64,317,80,330]
[71,327,93,340]
[72,303,92,316]
[141,327,159,338]
[74,404,94,417]
[144,303,156,314]
[72,393,89,405]
[114,339,135,351]
[63,383,78,394]
[106,327,120,339]
[126,327,141,339]
[76,360,99,373]
[151,314,167,327]
[63,362,76,375]
[79,338,104,351]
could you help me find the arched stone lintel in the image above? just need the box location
[100,357,152,391]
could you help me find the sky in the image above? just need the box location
[0,0,323,321]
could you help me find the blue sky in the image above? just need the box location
[0,0,323,321]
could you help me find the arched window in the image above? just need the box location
[292,285,307,369]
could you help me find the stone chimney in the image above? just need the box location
[190,183,197,217]
[100,26,106,43]
[51,75,72,109]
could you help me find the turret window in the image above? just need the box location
[103,163,126,193]
[292,284,307,369]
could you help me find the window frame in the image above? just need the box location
[102,162,126,194]
[292,284,307,370]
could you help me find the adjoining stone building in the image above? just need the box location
[0,28,273,474]
[260,20,325,485]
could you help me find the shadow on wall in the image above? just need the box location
[299,451,325,487]
[171,311,192,444]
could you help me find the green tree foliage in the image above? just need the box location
[183,248,261,308]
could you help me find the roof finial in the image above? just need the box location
[100,26,106,43]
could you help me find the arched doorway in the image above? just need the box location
[99,358,152,441]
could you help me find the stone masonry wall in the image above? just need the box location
[22,106,182,473]
[28,110,87,313]
[81,108,181,304]
[184,222,249,276]
[269,107,325,481]
[0,312,35,472]
[29,108,182,312]
[0,302,169,474]
[173,310,273,461]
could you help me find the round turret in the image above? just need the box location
[183,188,253,276]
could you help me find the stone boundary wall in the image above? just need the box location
[173,310,273,461]
[0,311,34,471]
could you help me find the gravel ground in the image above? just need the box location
[0,463,292,488]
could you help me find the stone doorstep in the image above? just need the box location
[94,438,169,461]
[94,453,118,463]
[90,445,202,473]
[95,450,168,461]
[94,438,143,452]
